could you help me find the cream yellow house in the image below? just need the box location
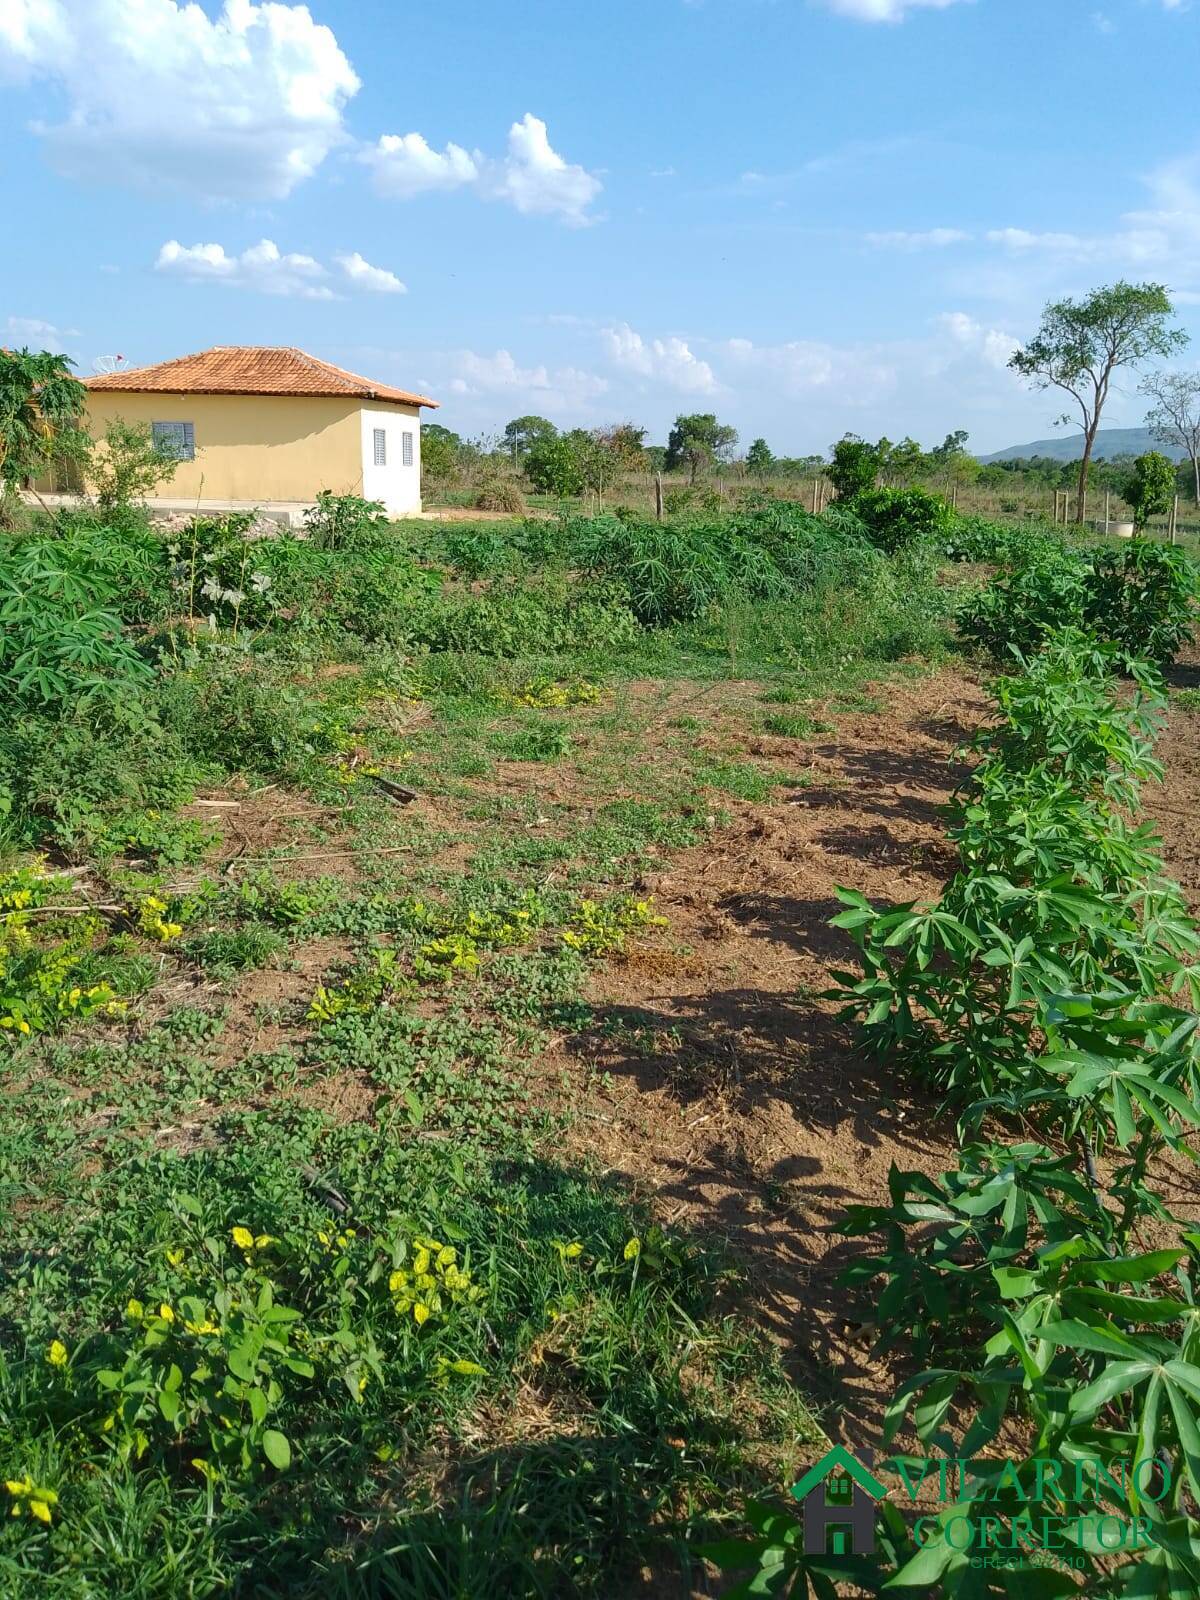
[80,346,438,520]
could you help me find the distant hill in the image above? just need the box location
[980,428,1187,464]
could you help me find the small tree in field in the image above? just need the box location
[421,423,462,489]
[594,422,647,472]
[502,415,557,460]
[827,434,880,500]
[888,436,927,482]
[665,414,738,483]
[1125,451,1176,533]
[565,429,632,510]
[1008,281,1187,523]
[525,434,584,497]
[746,438,774,475]
[0,349,89,522]
[1141,370,1200,505]
[88,417,180,512]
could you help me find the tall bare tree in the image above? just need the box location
[1141,370,1200,504]
[1008,281,1187,523]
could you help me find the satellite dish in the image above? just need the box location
[93,354,128,375]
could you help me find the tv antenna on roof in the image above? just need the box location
[92,354,127,375]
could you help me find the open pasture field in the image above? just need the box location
[2,490,1200,1597]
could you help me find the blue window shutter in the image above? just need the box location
[183,423,195,460]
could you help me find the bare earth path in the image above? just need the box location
[545,654,1200,1457]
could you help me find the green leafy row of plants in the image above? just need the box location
[714,632,1200,1596]
[959,536,1198,666]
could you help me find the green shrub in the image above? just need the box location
[941,513,1074,567]
[1124,449,1176,532]
[87,417,180,513]
[302,490,391,551]
[525,435,584,497]
[408,573,638,656]
[250,534,439,643]
[157,659,343,775]
[956,557,1089,660]
[848,485,953,552]
[0,527,157,711]
[959,538,1198,666]
[1085,537,1198,664]
[0,706,202,855]
[440,526,525,578]
[557,505,883,626]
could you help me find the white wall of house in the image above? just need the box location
[359,404,422,516]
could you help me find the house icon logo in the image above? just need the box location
[791,1445,888,1555]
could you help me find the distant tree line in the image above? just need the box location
[418,279,1200,524]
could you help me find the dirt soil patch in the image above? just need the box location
[532,667,988,1443]
[540,653,1200,1451]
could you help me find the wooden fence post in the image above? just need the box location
[811,478,819,515]
[1104,492,1110,534]
[1171,494,1180,545]
[654,474,664,522]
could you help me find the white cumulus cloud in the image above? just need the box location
[0,0,359,200]
[602,324,717,393]
[816,0,970,19]
[363,133,478,199]
[936,311,1019,372]
[364,114,601,225]
[446,349,608,415]
[335,252,406,294]
[156,238,334,299]
[721,336,899,402]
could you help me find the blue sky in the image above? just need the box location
[3,0,1199,454]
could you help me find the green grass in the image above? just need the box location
[0,1116,819,1597]
[0,499,975,1595]
[760,712,833,740]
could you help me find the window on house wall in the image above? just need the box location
[402,431,414,467]
[373,428,387,467]
[152,421,195,461]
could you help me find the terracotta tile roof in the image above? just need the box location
[84,346,437,408]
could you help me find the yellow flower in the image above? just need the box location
[413,1302,430,1326]
[185,1319,219,1336]
[126,1298,144,1321]
[158,1303,175,1323]
[166,1248,185,1267]
[5,1477,57,1524]
[436,1245,457,1268]
[413,1247,430,1275]
[254,1234,275,1250]
[623,1237,641,1261]
[230,1226,255,1251]
[46,1340,68,1368]
[388,1270,409,1293]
